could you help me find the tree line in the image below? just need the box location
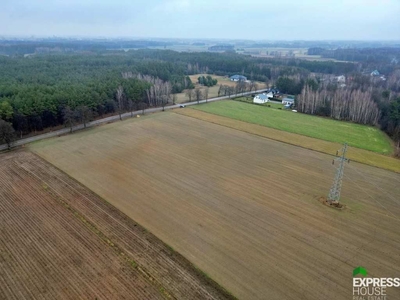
[0,53,197,140]
[296,82,400,156]
[297,85,380,125]
[308,47,400,64]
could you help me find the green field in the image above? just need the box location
[233,97,284,109]
[193,100,393,154]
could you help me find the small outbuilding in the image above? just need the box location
[282,97,295,105]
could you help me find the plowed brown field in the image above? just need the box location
[0,151,234,300]
[31,112,400,299]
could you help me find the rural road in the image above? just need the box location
[0,89,270,151]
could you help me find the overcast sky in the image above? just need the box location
[2,0,400,40]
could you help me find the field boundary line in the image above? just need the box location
[18,159,175,300]
[193,100,394,155]
[174,109,400,173]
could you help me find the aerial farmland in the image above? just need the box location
[0,150,234,300]
[1,3,400,298]
[23,110,400,300]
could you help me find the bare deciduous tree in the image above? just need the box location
[135,74,172,107]
[227,86,234,98]
[234,81,247,96]
[194,88,203,104]
[138,102,148,115]
[297,84,380,125]
[218,85,223,97]
[250,81,258,93]
[75,106,93,128]
[62,106,75,133]
[116,85,124,120]
[235,82,241,95]
[161,95,169,111]
[186,89,194,102]
[204,87,209,103]
[128,99,135,117]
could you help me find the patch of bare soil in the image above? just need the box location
[318,196,346,210]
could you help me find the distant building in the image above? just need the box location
[266,92,274,99]
[371,70,380,76]
[336,75,346,83]
[253,93,272,104]
[268,88,280,96]
[230,75,247,82]
[282,97,295,105]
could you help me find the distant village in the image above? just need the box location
[230,74,295,109]
[230,68,388,111]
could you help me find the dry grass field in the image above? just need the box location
[174,74,267,103]
[31,112,400,300]
[0,151,234,300]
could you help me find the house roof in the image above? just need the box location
[282,97,294,102]
[371,70,380,75]
[268,88,280,94]
[255,93,268,100]
[230,75,247,80]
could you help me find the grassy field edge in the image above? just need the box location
[193,100,394,154]
[174,108,400,173]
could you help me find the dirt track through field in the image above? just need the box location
[0,151,234,300]
[31,112,400,299]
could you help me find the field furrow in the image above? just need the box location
[0,152,167,300]
[0,150,233,299]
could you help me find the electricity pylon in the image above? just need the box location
[328,143,350,203]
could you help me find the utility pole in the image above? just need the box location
[328,143,350,203]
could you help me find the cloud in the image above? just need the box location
[0,0,399,39]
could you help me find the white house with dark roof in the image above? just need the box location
[230,75,247,82]
[253,92,273,104]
